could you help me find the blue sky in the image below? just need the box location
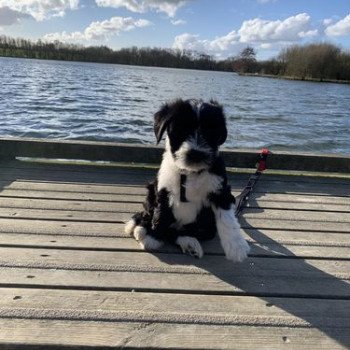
[0,0,349,59]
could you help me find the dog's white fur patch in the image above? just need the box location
[158,143,223,227]
[176,236,203,258]
[213,205,250,262]
[124,219,136,236]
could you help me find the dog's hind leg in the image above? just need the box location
[126,220,164,250]
[125,181,163,250]
[124,212,143,236]
[125,213,163,250]
[124,218,137,236]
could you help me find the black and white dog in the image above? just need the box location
[125,99,250,262]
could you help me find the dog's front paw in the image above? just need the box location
[223,234,250,263]
[176,236,203,259]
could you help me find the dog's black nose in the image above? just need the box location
[186,149,208,164]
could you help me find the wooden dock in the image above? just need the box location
[0,138,349,349]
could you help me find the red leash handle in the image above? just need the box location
[257,148,269,172]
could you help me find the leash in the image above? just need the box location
[235,148,269,216]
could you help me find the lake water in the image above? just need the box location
[1,56,349,154]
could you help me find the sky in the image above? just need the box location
[0,0,350,59]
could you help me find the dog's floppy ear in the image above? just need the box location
[210,100,227,146]
[218,124,228,146]
[154,103,171,144]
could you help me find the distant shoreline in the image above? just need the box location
[239,73,350,85]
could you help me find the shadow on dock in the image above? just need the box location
[153,191,350,348]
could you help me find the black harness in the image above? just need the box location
[180,169,205,203]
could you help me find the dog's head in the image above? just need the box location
[154,99,227,172]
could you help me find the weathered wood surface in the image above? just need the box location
[1,137,350,172]
[0,159,349,349]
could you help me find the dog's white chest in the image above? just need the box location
[157,151,223,226]
[183,172,219,201]
[171,172,222,226]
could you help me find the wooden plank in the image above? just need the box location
[0,197,143,212]
[0,263,349,297]
[0,181,148,196]
[0,166,349,196]
[1,178,350,204]
[0,219,124,236]
[0,248,349,297]
[251,192,350,205]
[0,247,348,276]
[5,159,350,185]
[241,219,350,233]
[1,176,349,199]
[1,288,349,328]
[0,179,147,192]
[242,208,350,222]
[249,200,350,212]
[0,168,157,186]
[0,205,349,224]
[1,160,160,177]
[0,218,348,243]
[0,197,349,213]
[1,179,350,204]
[0,319,348,349]
[1,189,350,214]
[0,233,349,259]
[0,175,350,201]
[0,208,349,233]
[1,137,350,172]
[0,189,148,202]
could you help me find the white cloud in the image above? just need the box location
[95,0,189,17]
[0,0,78,21]
[239,13,314,43]
[173,31,241,56]
[171,19,186,25]
[173,33,204,51]
[209,31,240,51]
[0,6,31,25]
[43,16,152,42]
[325,14,350,37]
[298,29,318,38]
[173,13,319,58]
[323,18,333,26]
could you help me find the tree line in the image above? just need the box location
[234,43,350,82]
[0,35,224,71]
[1,35,349,82]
